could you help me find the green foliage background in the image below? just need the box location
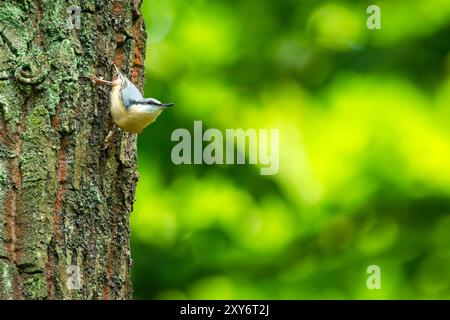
[131,0,450,299]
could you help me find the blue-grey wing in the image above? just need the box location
[120,79,144,109]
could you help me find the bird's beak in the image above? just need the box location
[159,103,175,108]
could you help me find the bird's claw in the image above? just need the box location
[103,130,114,150]
[88,75,114,86]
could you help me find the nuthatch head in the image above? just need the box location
[91,64,174,134]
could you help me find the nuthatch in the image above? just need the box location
[89,65,174,134]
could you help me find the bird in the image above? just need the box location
[89,64,174,135]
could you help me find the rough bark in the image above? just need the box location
[0,0,146,299]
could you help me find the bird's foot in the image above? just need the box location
[103,130,114,150]
[88,75,114,86]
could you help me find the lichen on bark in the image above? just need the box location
[0,0,146,299]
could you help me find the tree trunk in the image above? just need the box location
[0,0,146,299]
